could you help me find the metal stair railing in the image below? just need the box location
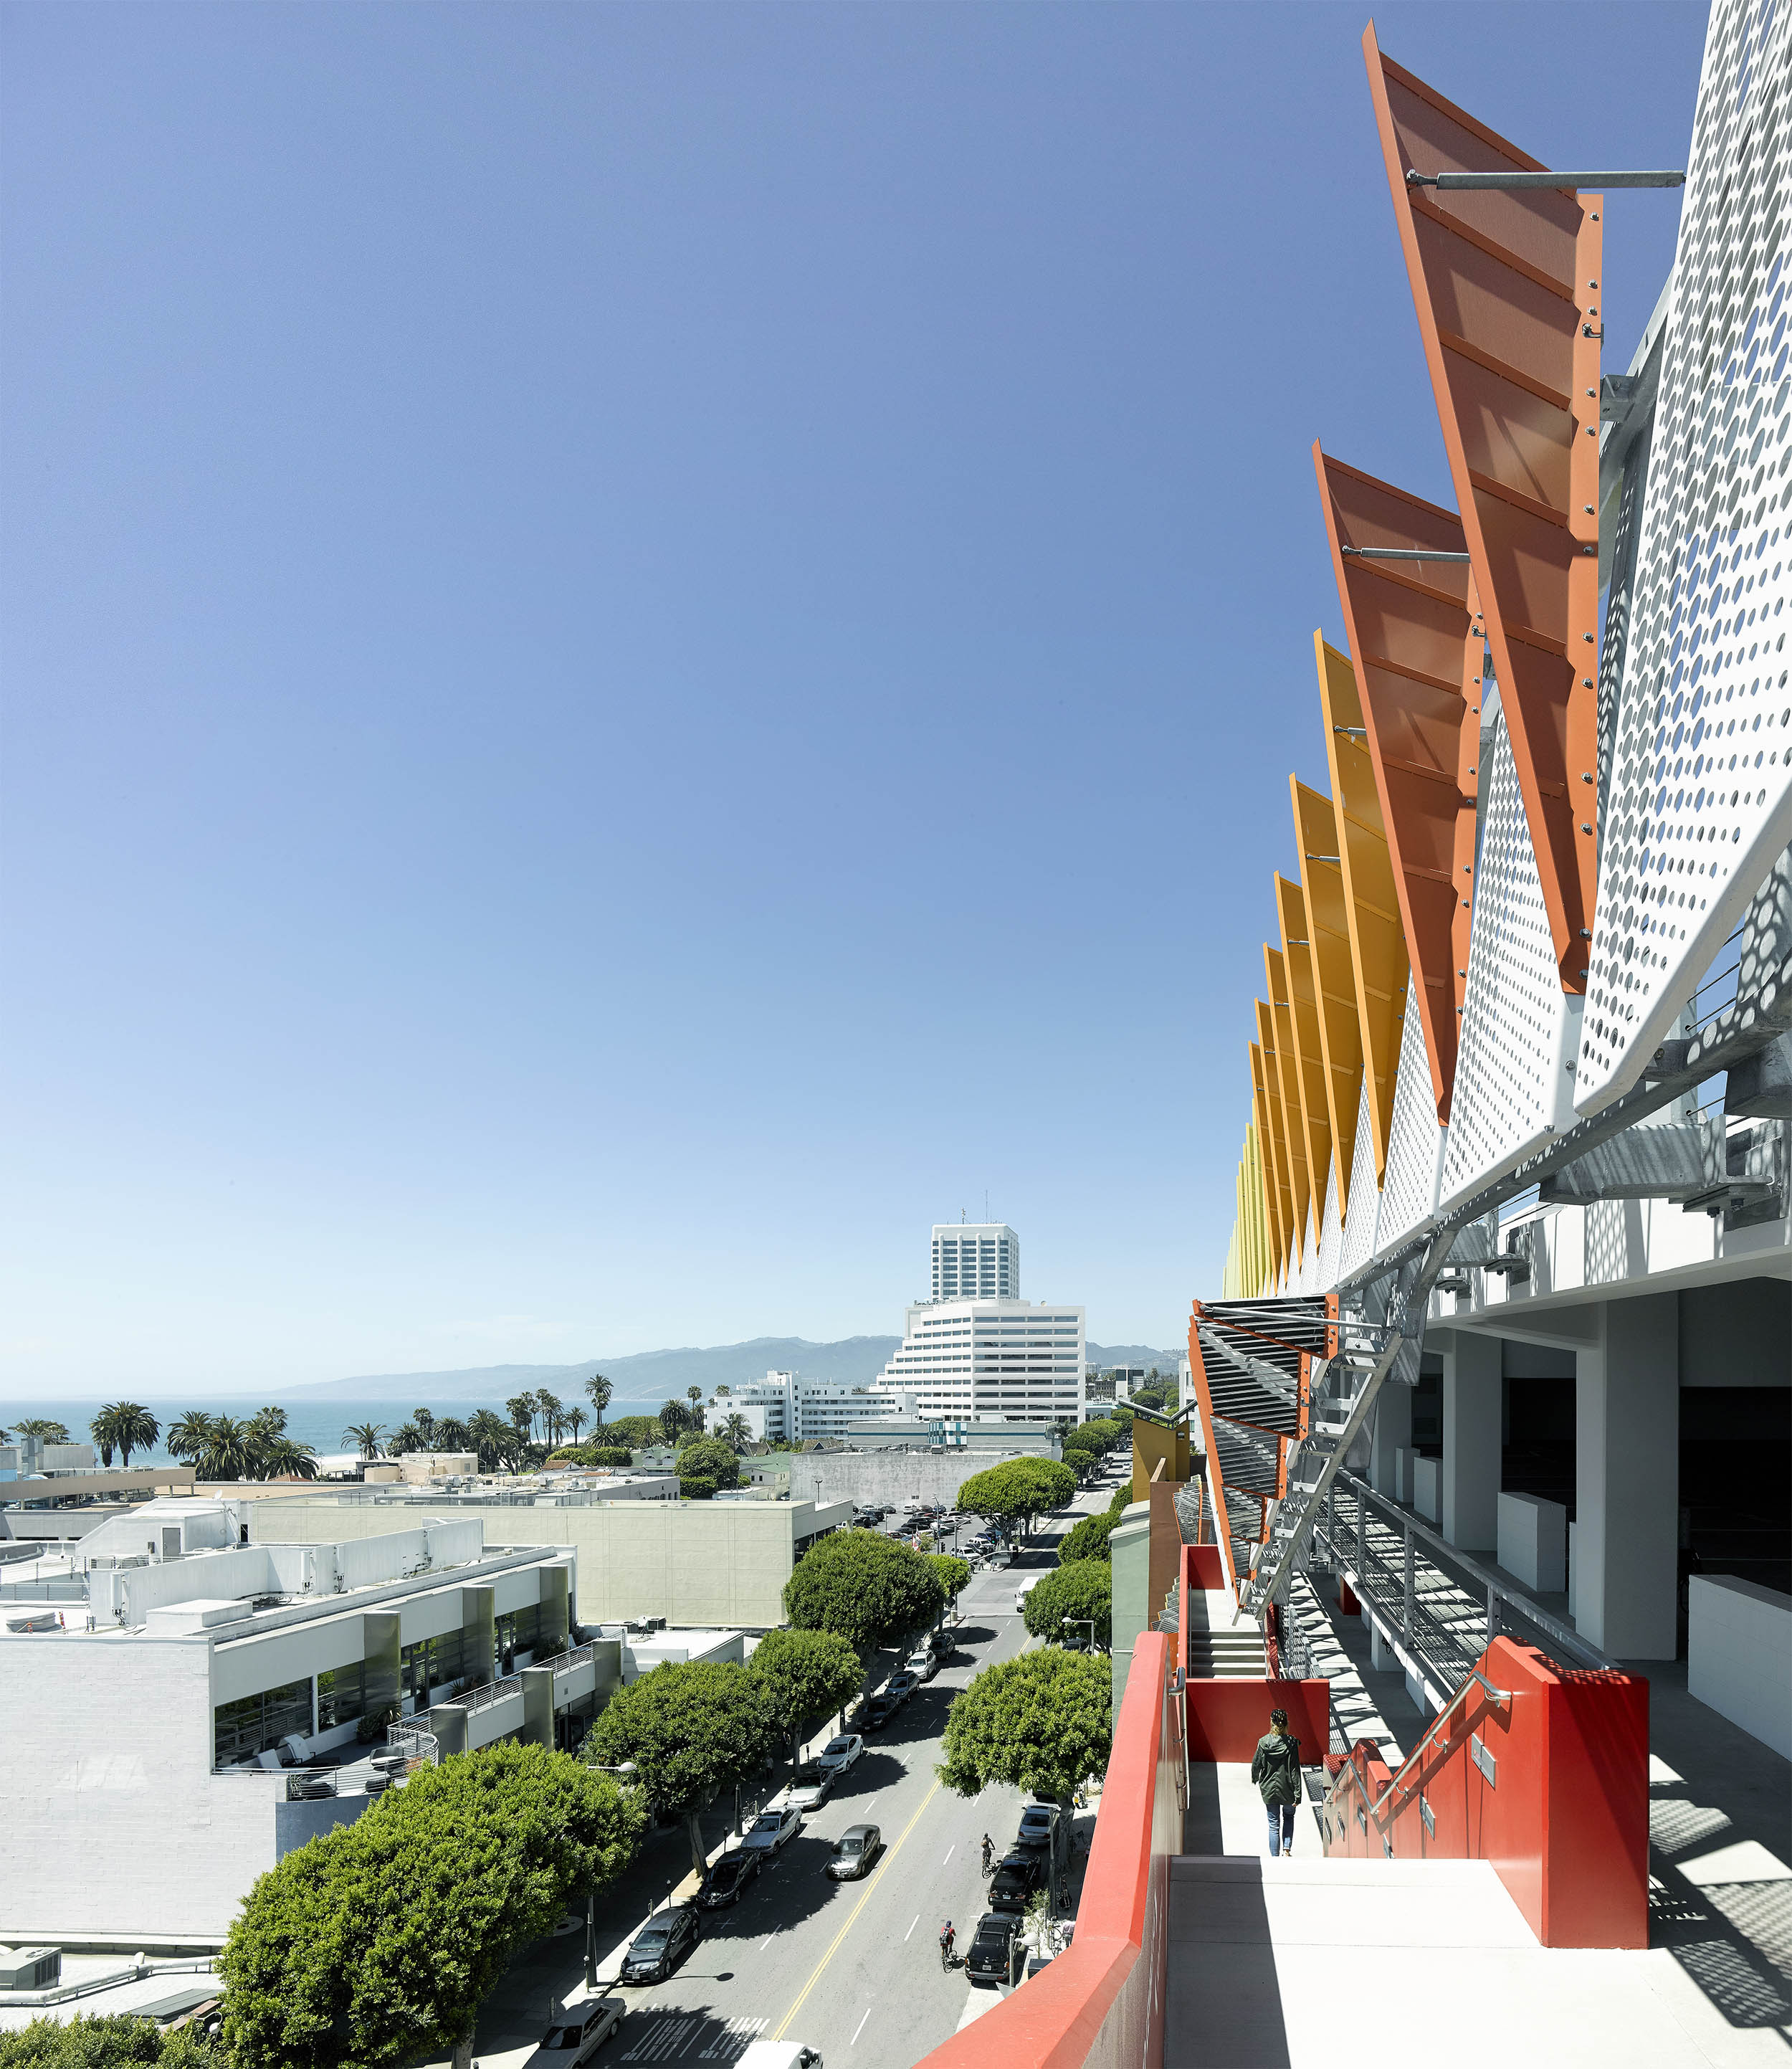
[1235,1231,1454,1623]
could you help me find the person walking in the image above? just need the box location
[1250,1706,1302,1859]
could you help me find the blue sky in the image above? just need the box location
[2,1,1706,1392]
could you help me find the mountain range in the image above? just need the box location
[288,1336,1181,1404]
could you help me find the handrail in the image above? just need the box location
[462,1673,523,1715]
[1326,1468,1611,1673]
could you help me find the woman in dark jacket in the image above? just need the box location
[1250,1706,1302,1858]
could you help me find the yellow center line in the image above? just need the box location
[771,1776,943,2042]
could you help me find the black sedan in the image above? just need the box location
[859,1693,900,1731]
[696,1850,761,1909]
[619,1907,700,1982]
[988,1851,1047,1913]
[964,1911,1022,1987]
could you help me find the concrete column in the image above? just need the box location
[1441,1331,1502,1552]
[521,1666,556,1749]
[1368,1622,1401,1674]
[1576,1293,1679,1658]
[1370,1385,1411,1499]
[429,1703,469,1756]
[1109,1504,1151,1719]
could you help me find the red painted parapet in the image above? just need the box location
[907,1631,1183,2069]
[1185,1544,1226,1593]
[1185,1675,1330,1765]
[1318,1637,1649,1948]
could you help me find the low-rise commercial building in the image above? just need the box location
[0,1500,593,1948]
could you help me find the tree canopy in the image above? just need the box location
[1107,1482,1137,1517]
[1021,1559,1112,1650]
[1076,1417,1123,1452]
[783,1529,946,1655]
[0,2016,216,2069]
[605,1416,664,1447]
[1057,1512,1117,1565]
[954,1458,1077,1536]
[581,1660,776,1875]
[673,1436,741,1488]
[937,1649,1112,1804]
[165,1409,316,1483]
[219,1744,640,2069]
[925,1553,971,1607]
[89,1403,161,1469]
[748,1628,862,1754]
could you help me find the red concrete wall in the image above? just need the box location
[1184,1676,1330,1764]
[1319,1637,1649,1948]
[909,1631,1183,2069]
[1185,1544,1226,1592]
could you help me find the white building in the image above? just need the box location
[0,1498,601,1946]
[931,1222,1019,1301]
[705,1371,910,1445]
[880,1300,1085,1424]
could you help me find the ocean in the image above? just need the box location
[0,1393,669,1466]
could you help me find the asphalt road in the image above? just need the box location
[466,1474,1122,2069]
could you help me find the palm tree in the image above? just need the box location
[389,1421,425,1455]
[535,1391,564,1447]
[166,1412,216,1462]
[259,1436,319,1480]
[685,1386,705,1433]
[14,1418,71,1445]
[193,1417,254,1482]
[495,1421,530,1471]
[433,1416,472,1454]
[467,1409,510,1474]
[720,1412,753,1451]
[565,1407,586,1447]
[343,1422,387,1461]
[659,1398,690,1442]
[413,1408,437,1447]
[90,1407,118,1468]
[584,1372,612,1432]
[92,1403,160,1468]
[505,1394,536,1442]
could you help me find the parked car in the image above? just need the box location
[886,1670,921,1704]
[927,1629,954,1659]
[1015,1803,1061,1855]
[859,1693,900,1731]
[904,1648,938,1683]
[742,1804,804,1855]
[620,1908,700,1983]
[528,1997,625,2066]
[817,1733,863,1777]
[988,1851,1048,1913]
[783,1761,834,1812]
[963,1911,1022,1987]
[696,1849,762,1908]
[826,1822,885,1880]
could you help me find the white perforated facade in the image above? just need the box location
[1376,978,1445,1252]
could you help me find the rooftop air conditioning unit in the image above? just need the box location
[0,1947,62,1990]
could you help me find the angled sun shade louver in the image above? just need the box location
[1363,27,1600,993]
[1264,946,1311,1255]
[1314,634,1411,1174]
[1316,449,1479,1121]
[1251,1029,1293,1280]
[1274,875,1335,1227]
[1290,779,1367,1227]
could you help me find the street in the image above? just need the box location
[463,1474,1119,2069]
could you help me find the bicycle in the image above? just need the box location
[980,1836,995,1878]
[938,1925,956,1971]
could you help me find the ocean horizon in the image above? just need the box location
[0,1393,671,1468]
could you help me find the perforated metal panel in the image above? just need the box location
[1315,1159,1343,1293]
[1338,1090,1383,1281]
[1376,976,1445,1251]
[1578,0,1792,1114]
[1439,721,1583,1209]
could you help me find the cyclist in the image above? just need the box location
[981,1833,994,1875]
[939,1920,955,1969]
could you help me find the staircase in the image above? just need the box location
[1183,1627,1268,1678]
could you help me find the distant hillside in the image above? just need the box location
[290,1334,1181,1404]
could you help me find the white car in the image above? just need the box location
[782,1761,834,1812]
[903,1648,938,1683]
[742,1803,804,1855]
[817,1733,863,1777]
[527,1997,624,2068]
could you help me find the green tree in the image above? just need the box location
[564,1407,587,1446]
[747,1627,862,1761]
[937,1649,1111,1806]
[605,1415,663,1447]
[585,1445,633,1469]
[0,2014,218,2069]
[535,1391,564,1447]
[505,1394,536,1443]
[389,1421,425,1456]
[166,1412,215,1464]
[720,1412,754,1450]
[1057,1511,1117,1564]
[431,1417,472,1454]
[659,1398,691,1442]
[1077,1417,1122,1453]
[219,1744,641,2069]
[343,1422,387,1462]
[925,1553,971,1613]
[466,1409,511,1473]
[783,1530,945,1657]
[259,1438,320,1481]
[685,1385,705,1432]
[672,1437,740,1489]
[191,1417,254,1482]
[90,1403,160,1470]
[584,1372,613,1430]
[1021,1559,1112,1649]
[679,1475,718,1500]
[954,1458,1076,1541]
[581,1662,776,1878]
[1107,1482,1135,1517]
[14,1417,72,1445]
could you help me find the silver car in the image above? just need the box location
[743,1803,804,1855]
[526,1997,624,2068]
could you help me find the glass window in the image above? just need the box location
[214,1679,313,1766]
[316,1661,366,1731]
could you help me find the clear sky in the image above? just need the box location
[2,1,1707,1393]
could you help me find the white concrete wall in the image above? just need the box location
[1688,1574,1792,1759]
[0,1637,277,1945]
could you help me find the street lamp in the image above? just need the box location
[1062,1617,1097,1652]
[584,1764,637,1986]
